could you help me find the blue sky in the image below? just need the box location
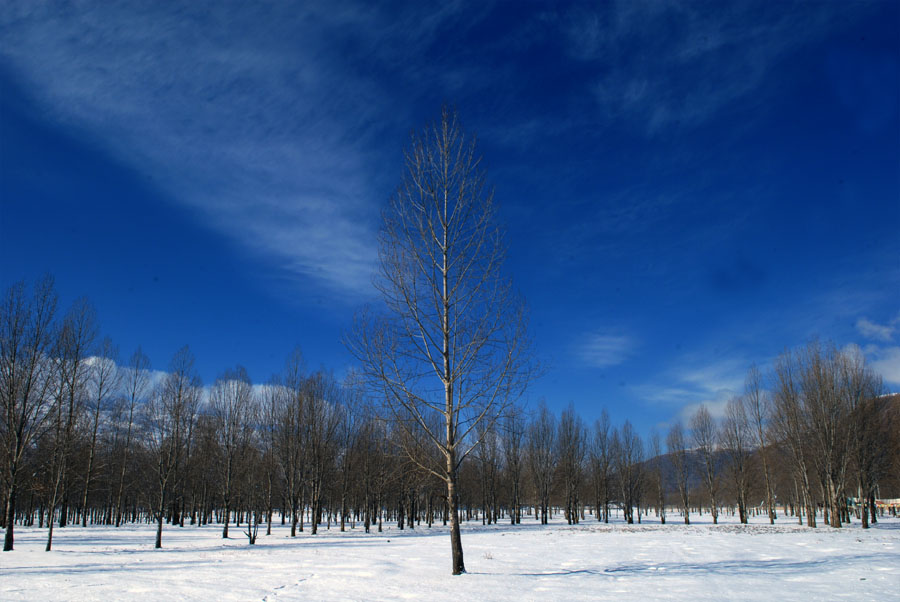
[1,0,898,433]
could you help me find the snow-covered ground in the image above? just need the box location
[2,512,898,601]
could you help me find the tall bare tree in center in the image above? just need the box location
[349,107,532,575]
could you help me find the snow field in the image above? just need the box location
[2,513,898,601]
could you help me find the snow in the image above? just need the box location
[2,513,898,600]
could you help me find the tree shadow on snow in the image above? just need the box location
[472,553,883,579]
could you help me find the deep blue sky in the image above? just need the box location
[1,1,898,432]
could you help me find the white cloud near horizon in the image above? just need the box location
[639,339,900,428]
[851,314,900,387]
[864,345,900,387]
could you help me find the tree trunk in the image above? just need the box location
[155,511,163,549]
[829,483,842,528]
[447,474,465,575]
[115,450,130,527]
[761,451,776,524]
[45,509,55,551]
[861,497,869,529]
[81,404,102,528]
[4,483,16,551]
[266,474,273,536]
[311,490,319,535]
[223,503,230,538]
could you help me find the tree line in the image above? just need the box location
[3,275,897,553]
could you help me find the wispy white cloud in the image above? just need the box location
[856,316,897,342]
[675,398,731,426]
[0,3,469,299]
[678,359,746,394]
[633,356,748,424]
[577,333,636,367]
[560,1,856,134]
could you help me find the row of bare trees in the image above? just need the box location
[3,276,898,556]
[0,277,536,554]
[0,277,375,550]
[417,345,895,534]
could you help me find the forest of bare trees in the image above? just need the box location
[3,274,899,558]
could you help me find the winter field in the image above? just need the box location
[2,513,898,601]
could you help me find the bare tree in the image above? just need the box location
[667,421,691,524]
[557,404,586,524]
[113,348,150,527]
[801,341,854,528]
[357,408,387,534]
[237,397,263,545]
[240,444,264,546]
[275,350,306,537]
[475,420,500,524]
[502,405,525,524]
[258,378,282,536]
[209,366,254,538]
[590,409,612,523]
[847,353,887,529]
[649,431,666,524]
[612,421,643,524]
[1,277,58,551]
[745,365,776,523]
[46,298,97,550]
[80,337,121,527]
[304,371,341,535]
[691,405,720,524]
[773,348,816,527]
[721,396,751,523]
[348,108,533,575]
[527,402,556,524]
[337,373,363,532]
[145,346,201,548]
